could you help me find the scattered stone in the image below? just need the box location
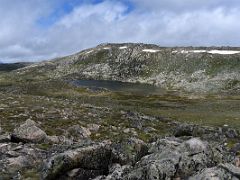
[110,126,118,131]
[87,123,100,132]
[66,125,91,141]
[143,127,157,133]
[123,128,137,136]
[46,135,73,145]
[123,128,130,133]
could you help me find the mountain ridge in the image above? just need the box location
[11,43,240,93]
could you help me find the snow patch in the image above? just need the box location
[180,50,189,54]
[191,50,207,53]
[119,46,127,49]
[85,50,93,54]
[142,49,160,53]
[208,50,240,55]
[103,47,111,50]
[173,49,240,55]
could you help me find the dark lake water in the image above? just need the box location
[71,80,166,95]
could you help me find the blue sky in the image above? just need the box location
[0,0,240,62]
[37,0,112,27]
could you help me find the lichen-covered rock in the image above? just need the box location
[126,137,230,180]
[0,134,11,143]
[173,123,240,142]
[127,151,181,180]
[46,135,73,145]
[42,142,112,180]
[189,163,240,179]
[111,137,148,165]
[59,168,105,180]
[87,123,100,132]
[11,119,47,143]
[149,137,183,154]
[66,125,91,141]
[93,164,132,180]
[0,143,44,179]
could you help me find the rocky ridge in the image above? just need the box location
[13,43,240,93]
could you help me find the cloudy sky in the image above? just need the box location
[0,0,240,62]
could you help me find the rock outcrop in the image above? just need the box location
[1,117,240,179]
[189,163,240,179]
[126,137,230,179]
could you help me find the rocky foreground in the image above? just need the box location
[1,118,240,179]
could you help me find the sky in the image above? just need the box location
[0,0,240,63]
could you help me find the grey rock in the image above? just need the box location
[127,151,181,180]
[0,133,11,143]
[42,142,112,180]
[189,163,240,180]
[61,168,105,180]
[94,164,132,180]
[0,143,9,153]
[111,137,148,165]
[224,128,239,138]
[46,135,73,145]
[0,143,43,178]
[172,123,240,142]
[149,137,183,154]
[173,124,194,137]
[11,119,47,143]
[66,125,91,141]
[87,123,101,132]
[7,156,31,172]
[219,163,240,178]
[126,137,228,179]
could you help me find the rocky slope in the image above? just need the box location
[1,119,240,179]
[14,43,240,93]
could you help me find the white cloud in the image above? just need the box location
[131,0,240,12]
[0,0,240,62]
